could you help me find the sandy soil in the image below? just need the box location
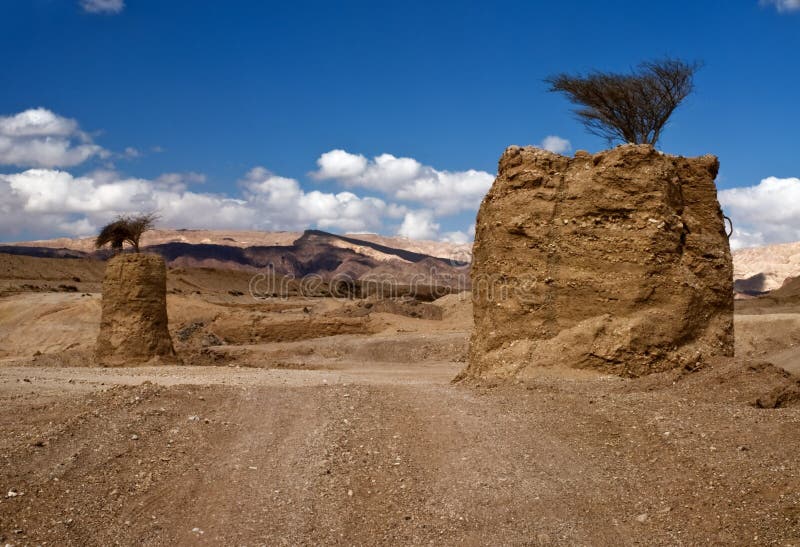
[1,262,800,545]
[2,360,799,545]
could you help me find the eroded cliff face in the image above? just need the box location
[461,144,733,380]
[95,253,179,366]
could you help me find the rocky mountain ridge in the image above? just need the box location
[3,228,799,295]
[0,229,470,289]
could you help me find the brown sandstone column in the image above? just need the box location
[460,144,733,380]
[95,253,180,366]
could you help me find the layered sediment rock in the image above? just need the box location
[461,144,733,379]
[95,253,179,366]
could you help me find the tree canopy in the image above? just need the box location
[95,213,157,253]
[545,58,700,146]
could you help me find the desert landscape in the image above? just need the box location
[3,2,800,545]
[1,223,799,545]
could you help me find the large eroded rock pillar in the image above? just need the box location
[95,253,179,366]
[461,144,733,380]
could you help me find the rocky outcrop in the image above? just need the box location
[95,254,179,366]
[461,144,734,379]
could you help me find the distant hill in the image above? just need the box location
[733,241,800,296]
[0,229,471,289]
[9,229,796,297]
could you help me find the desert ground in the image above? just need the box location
[1,254,799,545]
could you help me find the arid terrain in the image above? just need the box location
[734,241,800,296]
[1,245,800,545]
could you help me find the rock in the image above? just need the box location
[175,321,204,342]
[94,253,180,366]
[636,513,649,523]
[201,333,224,347]
[755,380,800,408]
[461,144,733,380]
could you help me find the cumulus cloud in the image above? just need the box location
[397,210,440,240]
[0,166,409,241]
[0,111,482,243]
[440,230,470,244]
[539,135,572,154]
[760,0,800,12]
[0,108,107,168]
[80,0,125,14]
[154,172,207,191]
[312,149,494,215]
[396,211,474,243]
[719,176,800,249]
[243,167,406,233]
[312,149,368,179]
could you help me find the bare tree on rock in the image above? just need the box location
[95,213,157,254]
[545,58,700,146]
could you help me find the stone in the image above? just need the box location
[94,253,180,366]
[460,144,733,380]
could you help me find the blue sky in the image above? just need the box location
[0,0,798,248]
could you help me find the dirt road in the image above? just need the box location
[1,361,799,546]
[2,283,800,545]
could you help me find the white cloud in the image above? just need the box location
[0,166,410,241]
[760,0,800,12]
[312,149,368,179]
[539,135,572,154]
[0,108,78,137]
[80,0,125,14]
[154,172,206,192]
[397,210,440,240]
[312,149,494,215]
[0,108,107,168]
[719,176,800,249]
[242,167,405,233]
[0,112,482,243]
[441,230,470,244]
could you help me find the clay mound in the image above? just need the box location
[622,358,800,408]
[461,144,734,380]
[755,376,800,408]
[738,275,800,310]
[208,315,374,345]
[0,253,105,296]
[95,254,180,366]
[432,292,473,330]
[370,297,433,319]
[433,292,471,316]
